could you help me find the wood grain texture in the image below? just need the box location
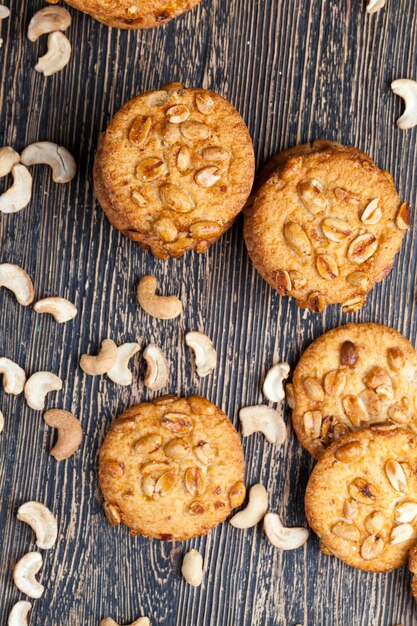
[0,0,416,624]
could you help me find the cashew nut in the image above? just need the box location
[263,362,290,402]
[44,409,82,461]
[181,549,204,587]
[27,6,71,41]
[0,264,34,305]
[8,601,32,626]
[0,357,26,394]
[34,296,77,322]
[391,79,417,130]
[185,331,217,377]
[229,484,268,529]
[239,405,287,445]
[0,410,4,433]
[21,142,76,184]
[13,552,44,599]
[107,342,140,386]
[17,501,57,549]
[0,5,10,48]
[137,275,182,319]
[35,31,71,77]
[101,618,150,626]
[366,0,386,12]
[143,344,169,391]
[24,371,62,410]
[80,339,117,375]
[263,513,309,550]
[0,164,32,213]
[0,146,20,177]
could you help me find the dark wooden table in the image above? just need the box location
[1,0,416,624]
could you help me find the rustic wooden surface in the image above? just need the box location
[0,0,416,624]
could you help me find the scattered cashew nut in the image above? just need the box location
[107,342,140,386]
[143,344,169,391]
[44,409,82,461]
[28,6,71,41]
[21,142,76,183]
[185,331,217,377]
[80,339,118,375]
[0,264,34,305]
[263,362,290,402]
[0,357,26,394]
[0,5,10,48]
[34,296,77,322]
[137,275,182,319]
[263,513,309,550]
[0,164,33,213]
[24,371,62,410]
[35,31,71,77]
[0,410,4,433]
[391,79,417,130]
[239,405,287,445]
[13,552,44,599]
[101,618,150,626]
[0,146,20,177]
[229,484,268,529]
[17,501,58,549]
[181,549,204,587]
[366,0,386,13]
[8,601,32,626]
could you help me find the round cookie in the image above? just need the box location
[305,427,417,573]
[94,85,255,258]
[244,141,410,313]
[291,323,417,458]
[409,545,417,600]
[99,396,246,540]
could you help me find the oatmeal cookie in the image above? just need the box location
[305,427,417,572]
[94,84,255,258]
[99,396,246,540]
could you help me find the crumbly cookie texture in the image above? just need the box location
[99,396,246,541]
[409,544,417,600]
[244,141,410,313]
[94,85,255,258]
[305,427,417,573]
[291,323,417,458]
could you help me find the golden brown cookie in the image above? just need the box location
[99,396,246,540]
[291,323,417,458]
[244,141,410,313]
[94,85,255,258]
[409,544,417,599]
[305,427,417,572]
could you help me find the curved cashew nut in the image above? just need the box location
[80,339,118,375]
[0,357,26,394]
[143,344,169,391]
[107,343,140,386]
[34,296,77,322]
[0,146,20,177]
[27,6,71,41]
[0,164,32,213]
[101,618,150,626]
[24,372,62,410]
[35,31,71,77]
[21,142,76,184]
[137,275,182,320]
[43,409,82,461]
[263,362,290,402]
[0,264,34,305]
[181,549,204,587]
[185,331,217,377]
[239,405,287,445]
[263,512,309,550]
[0,5,10,48]
[229,484,268,529]
[0,410,4,433]
[8,601,32,626]
[17,501,57,549]
[366,0,386,12]
[13,552,44,599]
[391,79,417,130]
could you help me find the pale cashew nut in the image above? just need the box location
[34,296,77,322]
[185,331,217,377]
[24,372,62,410]
[0,146,20,177]
[0,5,10,48]
[101,618,150,626]
[107,343,140,386]
[43,409,82,461]
[0,409,4,433]
[28,6,71,41]
[80,339,117,375]
[8,601,32,626]
[263,362,290,402]
[35,32,71,77]
[229,484,268,529]
[137,275,182,320]
[17,501,58,549]
[0,357,26,394]
[366,0,386,13]
[263,512,309,550]
[13,552,44,599]
[0,164,32,213]
[239,405,287,445]
[0,264,34,305]
[391,79,417,130]
[181,549,204,586]
[143,344,169,391]
[21,143,76,184]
